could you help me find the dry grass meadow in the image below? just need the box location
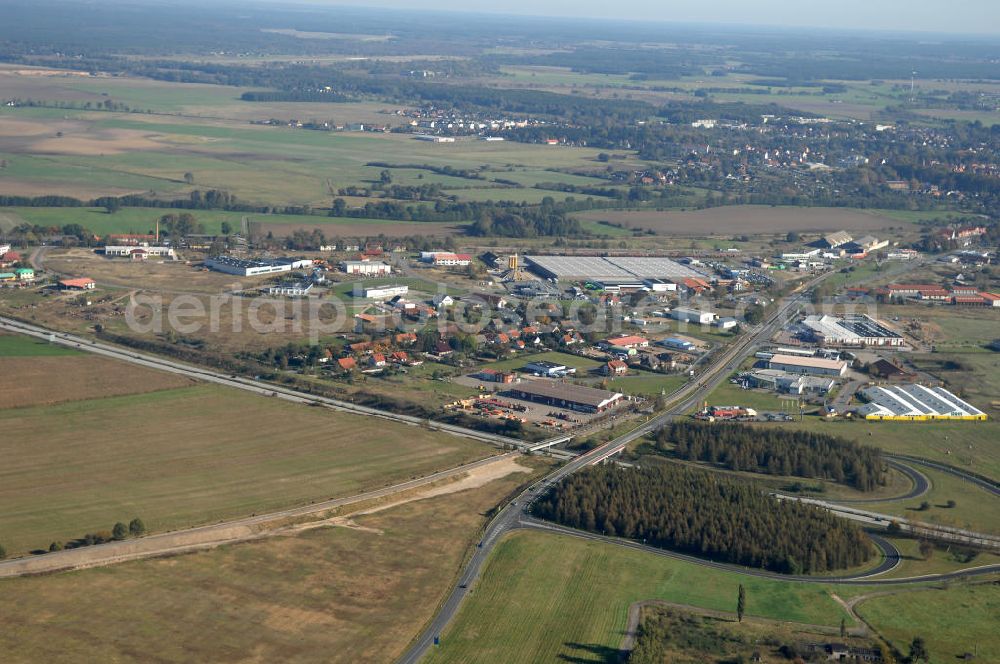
[0,458,547,663]
[0,382,490,555]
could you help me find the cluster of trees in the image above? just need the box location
[655,421,885,491]
[40,518,146,555]
[532,464,873,574]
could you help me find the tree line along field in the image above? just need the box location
[0,461,546,663]
[0,378,490,556]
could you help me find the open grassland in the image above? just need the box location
[0,355,195,409]
[880,537,1000,580]
[704,380,800,413]
[788,419,1000,483]
[424,530,888,664]
[0,460,545,663]
[0,384,489,555]
[857,467,1000,535]
[856,583,1000,664]
[0,333,81,356]
[0,105,615,207]
[574,206,916,235]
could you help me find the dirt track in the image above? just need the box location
[0,453,522,578]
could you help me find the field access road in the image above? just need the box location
[0,316,526,450]
[0,452,518,579]
[397,273,833,664]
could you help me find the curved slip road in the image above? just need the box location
[830,458,931,505]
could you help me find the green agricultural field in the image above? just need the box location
[0,384,489,555]
[856,583,1000,663]
[425,530,890,664]
[0,334,81,357]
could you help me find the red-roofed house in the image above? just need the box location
[0,251,22,267]
[601,335,649,349]
[337,357,357,371]
[369,353,387,368]
[601,360,629,376]
[59,277,96,290]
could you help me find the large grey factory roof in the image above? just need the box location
[525,255,706,281]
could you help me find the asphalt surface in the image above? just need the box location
[887,454,1000,498]
[831,458,931,504]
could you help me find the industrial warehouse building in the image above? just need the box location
[205,256,294,277]
[802,314,905,347]
[340,260,393,276]
[670,307,717,325]
[363,284,409,299]
[507,380,623,413]
[767,353,848,377]
[856,385,987,421]
[524,255,706,282]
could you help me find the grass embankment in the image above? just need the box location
[425,530,882,663]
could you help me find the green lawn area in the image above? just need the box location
[856,583,1000,663]
[425,530,892,664]
[0,384,489,555]
[608,372,688,398]
[0,334,81,357]
[704,381,799,413]
[859,467,1000,535]
[786,418,1000,483]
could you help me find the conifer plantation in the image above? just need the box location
[533,465,874,574]
[654,421,885,491]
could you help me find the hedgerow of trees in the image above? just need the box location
[654,421,885,491]
[532,464,873,574]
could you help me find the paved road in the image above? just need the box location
[518,517,906,583]
[397,274,831,664]
[887,454,1000,497]
[831,458,931,504]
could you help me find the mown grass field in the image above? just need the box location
[0,333,81,356]
[424,530,888,664]
[0,383,489,555]
[859,467,1000,535]
[856,583,1000,663]
[0,459,548,663]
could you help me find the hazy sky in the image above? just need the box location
[319,1,1000,36]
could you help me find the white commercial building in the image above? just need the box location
[105,245,176,259]
[204,256,293,277]
[266,281,314,297]
[767,353,848,377]
[670,307,717,325]
[340,260,392,276]
[0,244,11,256]
[802,314,904,347]
[363,284,409,299]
